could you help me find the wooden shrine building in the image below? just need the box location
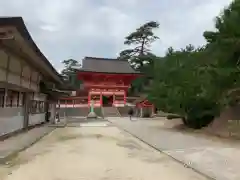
[0,17,66,137]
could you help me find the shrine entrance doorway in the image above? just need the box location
[102,95,113,107]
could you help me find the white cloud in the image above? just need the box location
[40,25,59,32]
[151,0,233,54]
[0,0,233,72]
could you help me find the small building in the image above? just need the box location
[134,95,155,117]
[59,57,141,108]
[0,17,63,137]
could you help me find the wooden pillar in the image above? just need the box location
[100,91,103,106]
[140,107,143,118]
[113,92,115,107]
[50,101,56,124]
[124,91,126,105]
[88,91,91,107]
[3,88,7,107]
[23,93,30,129]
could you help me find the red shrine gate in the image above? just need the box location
[60,57,141,108]
[78,72,138,107]
[89,89,126,107]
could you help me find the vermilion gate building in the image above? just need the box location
[60,57,141,108]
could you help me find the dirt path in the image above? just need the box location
[0,123,208,180]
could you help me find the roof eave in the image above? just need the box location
[76,69,143,75]
[0,17,62,84]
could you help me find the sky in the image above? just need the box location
[0,0,233,72]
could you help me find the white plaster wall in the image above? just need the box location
[73,104,88,107]
[0,49,43,91]
[22,79,30,88]
[8,72,21,85]
[0,107,24,136]
[126,103,135,107]
[0,49,8,68]
[59,104,88,108]
[114,104,125,107]
[29,113,45,126]
[9,56,21,74]
[30,82,38,91]
[22,65,31,80]
[34,93,46,101]
[0,49,7,82]
[71,91,76,96]
[0,68,6,81]
[31,71,39,82]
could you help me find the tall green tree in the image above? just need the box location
[148,45,223,129]
[119,21,160,70]
[120,21,160,96]
[146,0,240,129]
[203,0,240,103]
[61,59,81,88]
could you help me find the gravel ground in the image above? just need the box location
[0,122,208,180]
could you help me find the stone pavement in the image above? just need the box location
[0,125,55,164]
[108,117,240,180]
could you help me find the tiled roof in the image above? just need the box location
[80,57,140,74]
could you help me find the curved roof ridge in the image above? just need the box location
[84,56,127,62]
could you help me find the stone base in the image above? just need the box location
[87,112,97,119]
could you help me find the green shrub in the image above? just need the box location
[182,99,220,129]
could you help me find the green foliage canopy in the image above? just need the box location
[119,21,160,70]
[147,0,240,128]
[148,46,223,128]
[60,59,82,88]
